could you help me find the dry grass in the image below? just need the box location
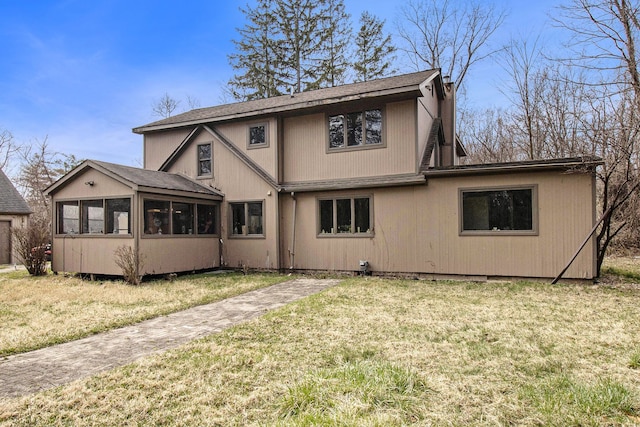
[1,267,639,425]
[0,270,289,356]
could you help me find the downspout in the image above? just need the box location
[289,192,297,269]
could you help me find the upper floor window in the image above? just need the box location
[460,187,537,235]
[318,196,372,236]
[248,123,268,148]
[197,143,212,177]
[329,109,383,150]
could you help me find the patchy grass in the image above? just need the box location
[0,276,638,426]
[602,256,640,283]
[0,271,289,356]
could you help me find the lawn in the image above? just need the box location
[0,260,639,426]
[0,270,290,356]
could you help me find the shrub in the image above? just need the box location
[11,215,49,276]
[113,245,145,285]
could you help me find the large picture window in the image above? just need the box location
[56,198,131,235]
[461,187,536,234]
[318,196,372,236]
[230,201,264,236]
[329,109,383,150]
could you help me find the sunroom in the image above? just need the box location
[44,160,223,277]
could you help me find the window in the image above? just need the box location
[106,198,131,234]
[461,187,536,234]
[56,198,131,235]
[144,200,170,235]
[58,201,79,234]
[230,201,264,236]
[197,143,212,177]
[329,109,382,150]
[318,196,372,235]
[197,204,218,234]
[248,124,268,148]
[81,200,104,234]
[172,202,194,234]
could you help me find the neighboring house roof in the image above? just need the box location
[423,156,602,177]
[45,160,223,199]
[0,168,31,215]
[133,70,442,134]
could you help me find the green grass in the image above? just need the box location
[1,277,638,426]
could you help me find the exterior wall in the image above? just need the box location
[144,128,192,170]
[53,237,133,275]
[279,170,596,279]
[139,237,219,275]
[162,130,215,179]
[282,100,418,183]
[417,92,439,169]
[0,214,29,265]
[166,133,279,270]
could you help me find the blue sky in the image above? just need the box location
[0,0,560,168]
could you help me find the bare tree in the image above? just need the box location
[396,0,506,90]
[458,107,518,163]
[0,128,20,172]
[16,138,80,222]
[152,93,180,118]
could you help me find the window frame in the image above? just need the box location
[228,200,265,238]
[247,122,269,149]
[55,197,132,236]
[317,195,374,237]
[196,142,213,178]
[143,198,221,237]
[459,185,538,236]
[327,108,385,152]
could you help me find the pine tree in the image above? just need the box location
[228,0,283,100]
[314,0,351,88]
[354,11,396,82]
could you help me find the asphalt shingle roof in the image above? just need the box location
[133,70,439,133]
[0,168,31,215]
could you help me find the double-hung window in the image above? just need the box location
[318,196,372,236]
[329,109,383,150]
[460,186,537,234]
[230,201,264,236]
[197,143,212,177]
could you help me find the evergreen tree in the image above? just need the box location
[314,0,351,88]
[228,0,283,100]
[353,11,396,82]
[273,0,331,93]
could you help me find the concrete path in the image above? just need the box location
[0,277,340,399]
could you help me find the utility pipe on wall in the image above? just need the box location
[289,192,297,269]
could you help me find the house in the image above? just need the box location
[46,70,599,279]
[0,168,31,265]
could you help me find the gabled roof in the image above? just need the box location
[0,168,31,215]
[133,70,442,134]
[45,160,223,199]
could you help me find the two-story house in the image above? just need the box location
[45,70,599,280]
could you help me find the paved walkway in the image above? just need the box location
[0,278,340,399]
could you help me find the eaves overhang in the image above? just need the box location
[282,173,427,193]
[422,156,603,178]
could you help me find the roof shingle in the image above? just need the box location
[0,168,31,215]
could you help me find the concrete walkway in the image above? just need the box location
[0,277,340,399]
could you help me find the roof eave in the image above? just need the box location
[422,158,603,177]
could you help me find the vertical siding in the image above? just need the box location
[279,170,596,279]
[283,100,417,182]
[144,128,192,170]
[164,131,213,178]
[139,237,219,275]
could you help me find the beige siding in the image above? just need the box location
[51,237,133,275]
[139,237,219,275]
[215,119,278,180]
[166,131,279,270]
[53,169,132,199]
[279,170,595,279]
[417,94,438,168]
[163,130,213,178]
[283,100,417,182]
[144,128,192,170]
